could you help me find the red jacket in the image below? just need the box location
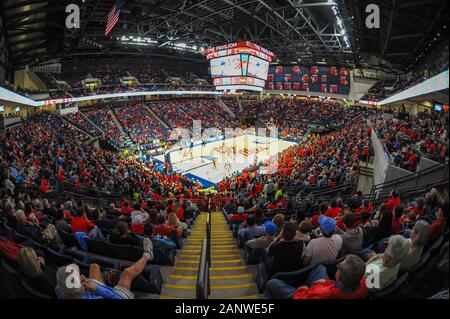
[71,216,95,235]
[293,278,368,299]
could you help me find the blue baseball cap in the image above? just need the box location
[264,221,277,236]
[318,215,336,236]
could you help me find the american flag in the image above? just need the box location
[105,0,124,37]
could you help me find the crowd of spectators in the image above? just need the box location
[113,103,166,145]
[83,107,129,149]
[370,110,448,170]
[225,184,448,299]
[65,112,103,138]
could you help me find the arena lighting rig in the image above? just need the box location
[201,42,275,92]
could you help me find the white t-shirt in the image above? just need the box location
[304,234,343,267]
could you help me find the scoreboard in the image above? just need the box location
[266,65,351,95]
[202,42,275,92]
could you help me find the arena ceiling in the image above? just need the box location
[1,0,448,73]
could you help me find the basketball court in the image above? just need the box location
[154,134,297,185]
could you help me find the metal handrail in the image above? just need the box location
[370,160,449,195]
[196,238,210,299]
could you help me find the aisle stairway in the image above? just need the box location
[159,212,260,299]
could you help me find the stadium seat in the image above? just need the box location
[58,230,80,248]
[14,231,28,244]
[244,246,265,265]
[45,248,73,267]
[271,265,316,288]
[87,238,110,256]
[87,255,120,270]
[408,250,431,277]
[370,272,409,299]
[119,264,163,294]
[20,279,52,299]
[108,243,143,261]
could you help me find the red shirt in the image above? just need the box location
[325,207,341,219]
[176,208,184,220]
[429,219,447,241]
[120,206,133,214]
[355,204,373,216]
[71,216,95,235]
[154,225,177,238]
[391,218,404,233]
[293,278,368,299]
[310,214,322,228]
[384,197,401,212]
[130,224,144,235]
[229,214,249,222]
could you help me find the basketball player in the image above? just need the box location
[225,161,232,173]
[212,158,217,170]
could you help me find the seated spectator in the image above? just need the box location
[303,216,343,267]
[391,206,405,234]
[54,209,72,233]
[400,220,430,272]
[265,254,368,299]
[143,223,176,249]
[109,222,141,246]
[337,212,363,255]
[364,206,393,246]
[295,221,313,242]
[15,210,44,243]
[310,202,329,228]
[120,201,133,215]
[355,211,371,227]
[18,247,56,298]
[405,212,418,229]
[383,190,401,212]
[71,207,104,240]
[153,215,177,238]
[184,200,198,221]
[228,206,249,222]
[429,201,448,242]
[407,197,426,218]
[130,204,149,235]
[365,235,411,291]
[272,214,285,235]
[55,238,153,299]
[167,212,187,236]
[245,221,277,250]
[325,198,342,218]
[92,209,125,229]
[267,222,305,276]
[355,199,373,216]
[238,215,265,242]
